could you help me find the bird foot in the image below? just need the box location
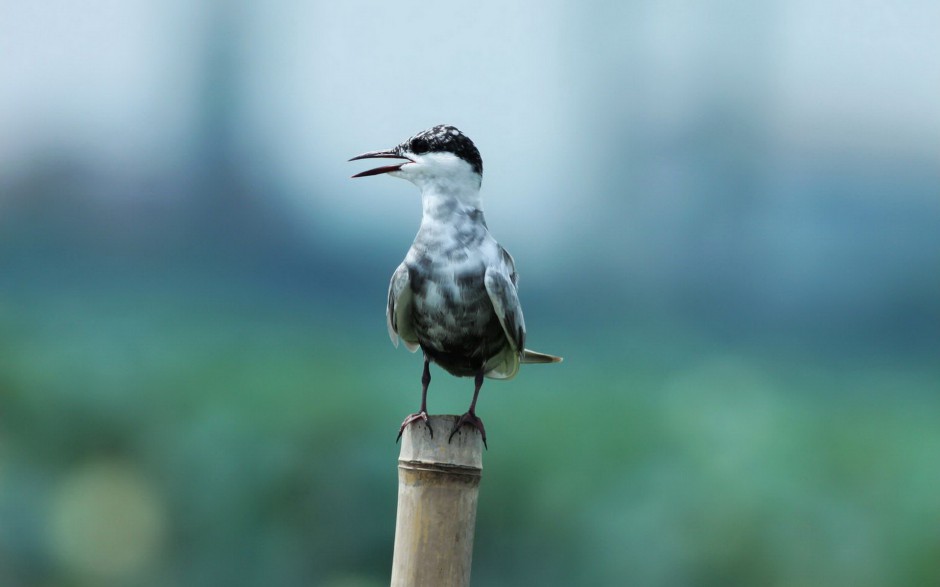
[449,411,487,449]
[396,411,432,443]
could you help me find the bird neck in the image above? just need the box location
[419,182,485,225]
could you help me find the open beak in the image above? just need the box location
[348,148,413,178]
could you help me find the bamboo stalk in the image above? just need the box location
[390,415,484,587]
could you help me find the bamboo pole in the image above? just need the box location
[391,415,484,587]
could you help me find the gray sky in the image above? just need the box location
[2,0,938,283]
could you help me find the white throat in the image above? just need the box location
[419,178,483,222]
[388,151,484,223]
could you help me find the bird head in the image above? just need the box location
[349,125,483,190]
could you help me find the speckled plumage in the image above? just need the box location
[393,215,521,378]
[402,124,483,176]
[350,125,561,445]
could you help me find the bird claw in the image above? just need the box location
[396,411,432,443]
[448,412,487,449]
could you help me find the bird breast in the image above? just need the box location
[405,237,505,357]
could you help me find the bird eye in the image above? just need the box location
[410,138,429,154]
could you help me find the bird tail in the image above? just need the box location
[521,349,563,364]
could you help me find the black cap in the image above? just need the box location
[401,125,483,176]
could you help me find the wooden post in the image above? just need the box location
[391,415,483,587]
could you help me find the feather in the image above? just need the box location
[521,349,563,364]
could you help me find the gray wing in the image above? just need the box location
[387,263,419,352]
[484,265,526,354]
[500,245,519,287]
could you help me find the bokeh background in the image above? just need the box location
[2,1,939,585]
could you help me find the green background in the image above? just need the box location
[2,1,938,585]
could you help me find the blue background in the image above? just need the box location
[2,1,939,585]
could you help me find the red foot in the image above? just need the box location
[449,411,487,449]
[396,411,432,443]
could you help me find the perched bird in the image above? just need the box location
[350,125,561,447]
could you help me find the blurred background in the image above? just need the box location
[2,1,939,585]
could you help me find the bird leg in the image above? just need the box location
[449,368,487,449]
[397,356,433,442]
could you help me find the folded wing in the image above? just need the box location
[387,263,419,352]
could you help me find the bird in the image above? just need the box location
[349,124,562,447]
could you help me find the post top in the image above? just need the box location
[399,415,483,470]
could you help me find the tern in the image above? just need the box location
[350,125,562,447]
